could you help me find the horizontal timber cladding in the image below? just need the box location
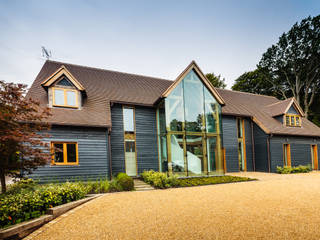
[270,135,320,172]
[244,118,253,171]
[253,123,269,172]
[135,106,159,173]
[222,116,239,172]
[29,125,109,182]
[110,104,125,175]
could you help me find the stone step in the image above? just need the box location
[133,180,154,191]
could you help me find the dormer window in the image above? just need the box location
[41,65,85,110]
[52,87,78,108]
[285,114,301,127]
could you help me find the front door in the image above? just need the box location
[125,140,137,176]
[311,145,318,170]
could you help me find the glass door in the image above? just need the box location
[125,140,137,176]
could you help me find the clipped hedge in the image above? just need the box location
[141,170,254,189]
[276,165,312,174]
[117,173,134,191]
[0,182,88,228]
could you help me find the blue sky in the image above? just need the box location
[0,0,319,88]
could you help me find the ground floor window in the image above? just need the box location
[283,144,291,167]
[51,142,78,165]
[311,145,318,170]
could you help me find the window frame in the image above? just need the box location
[283,144,291,167]
[51,142,79,165]
[284,114,301,127]
[52,87,78,108]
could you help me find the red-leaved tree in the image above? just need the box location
[0,80,51,193]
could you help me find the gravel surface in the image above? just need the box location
[28,172,320,240]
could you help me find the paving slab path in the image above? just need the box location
[27,172,320,240]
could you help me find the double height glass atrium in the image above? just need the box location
[157,69,223,176]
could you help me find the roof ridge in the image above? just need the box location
[216,88,278,99]
[265,97,293,107]
[46,60,174,83]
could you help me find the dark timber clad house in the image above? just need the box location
[26,60,320,181]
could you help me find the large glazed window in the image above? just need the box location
[184,71,204,132]
[157,69,223,176]
[123,107,134,132]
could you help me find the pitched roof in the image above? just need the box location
[27,60,172,127]
[265,97,305,117]
[27,60,320,137]
[216,89,320,137]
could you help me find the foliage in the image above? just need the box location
[141,170,254,189]
[205,73,227,89]
[116,173,134,191]
[0,80,51,193]
[141,170,178,189]
[176,176,254,187]
[7,178,38,194]
[231,15,320,120]
[0,181,88,228]
[85,179,109,194]
[276,165,312,174]
[232,69,282,98]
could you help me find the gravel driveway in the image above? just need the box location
[27,172,320,240]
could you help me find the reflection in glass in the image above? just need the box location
[165,82,184,131]
[67,143,77,162]
[184,71,204,132]
[54,89,64,105]
[160,135,168,172]
[171,134,185,173]
[66,91,76,106]
[204,87,218,133]
[53,143,64,163]
[186,135,204,175]
[123,108,134,132]
[207,137,217,172]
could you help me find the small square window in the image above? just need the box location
[52,142,78,165]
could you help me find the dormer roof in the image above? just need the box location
[265,97,305,117]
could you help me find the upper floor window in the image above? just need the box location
[285,114,301,127]
[123,107,135,132]
[52,87,78,108]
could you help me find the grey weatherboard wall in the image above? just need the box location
[222,116,254,172]
[110,104,159,176]
[30,126,109,182]
[253,123,269,172]
[222,115,238,172]
[270,135,320,172]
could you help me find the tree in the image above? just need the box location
[205,73,226,89]
[0,80,51,193]
[232,69,284,98]
[257,15,320,118]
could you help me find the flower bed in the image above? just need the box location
[276,165,312,174]
[141,170,254,189]
[0,173,134,229]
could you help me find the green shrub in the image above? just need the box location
[7,178,38,194]
[108,179,122,192]
[0,181,88,228]
[141,170,254,189]
[86,179,109,194]
[141,170,178,189]
[116,173,134,191]
[276,165,312,174]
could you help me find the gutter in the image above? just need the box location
[266,134,273,173]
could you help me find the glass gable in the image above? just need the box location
[157,69,223,176]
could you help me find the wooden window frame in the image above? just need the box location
[122,105,138,176]
[283,144,291,167]
[51,142,79,165]
[52,87,78,108]
[236,117,247,171]
[284,114,301,127]
[311,144,318,170]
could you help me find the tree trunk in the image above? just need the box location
[0,170,6,194]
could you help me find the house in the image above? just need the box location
[26,60,320,181]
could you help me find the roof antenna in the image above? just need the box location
[41,46,52,60]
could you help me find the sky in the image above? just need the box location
[0,0,319,89]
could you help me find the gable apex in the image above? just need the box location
[41,65,85,91]
[161,61,225,105]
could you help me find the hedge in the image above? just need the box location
[276,165,312,174]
